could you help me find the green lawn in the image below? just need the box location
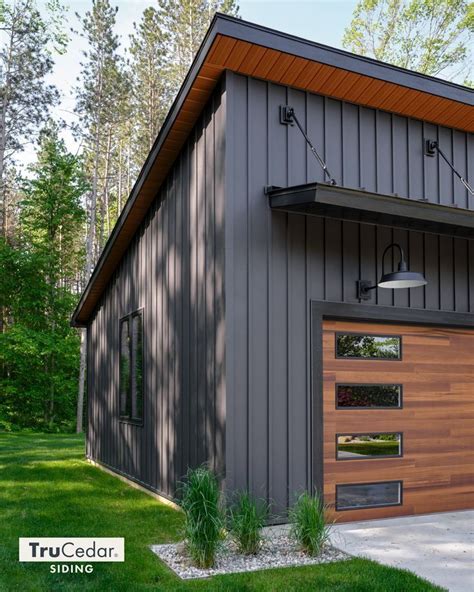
[0,433,444,591]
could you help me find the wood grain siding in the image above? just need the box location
[323,320,474,522]
[86,82,227,498]
[225,72,474,516]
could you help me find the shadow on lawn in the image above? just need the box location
[0,433,183,542]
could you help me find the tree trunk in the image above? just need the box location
[117,142,123,213]
[103,128,112,239]
[76,328,87,433]
[76,118,101,432]
[0,17,13,242]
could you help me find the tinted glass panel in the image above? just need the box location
[132,312,143,421]
[119,318,130,417]
[337,481,402,510]
[337,434,402,459]
[120,310,144,422]
[337,384,401,408]
[336,334,401,359]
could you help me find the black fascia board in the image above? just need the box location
[215,14,473,106]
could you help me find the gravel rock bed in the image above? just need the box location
[150,533,349,579]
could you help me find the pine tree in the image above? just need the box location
[0,0,67,240]
[75,0,131,431]
[75,0,130,273]
[129,6,171,171]
[158,0,239,102]
[125,0,239,176]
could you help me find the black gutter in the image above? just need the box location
[268,182,474,238]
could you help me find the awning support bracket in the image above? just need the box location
[280,105,337,186]
[425,138,474,196]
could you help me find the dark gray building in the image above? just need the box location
[72,15,474,522]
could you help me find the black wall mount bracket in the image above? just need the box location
[425,138,438,157]
[280,105,295,125]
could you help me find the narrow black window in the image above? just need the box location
[336,333,401,359]
[119,318,130,418]
[132,312,143,420]
[119,310,144,423]
[336,384,402,408]
[337,433,402,459]
[336,481,402,510]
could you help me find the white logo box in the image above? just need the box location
[19,538,125,562]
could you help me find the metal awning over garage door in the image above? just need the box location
[322,320,474,522]
[267,183,474,238]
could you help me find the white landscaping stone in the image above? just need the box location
[150,531,349,579]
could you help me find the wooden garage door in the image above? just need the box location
[323,320,474,522]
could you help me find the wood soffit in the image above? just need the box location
[72,15,474,326]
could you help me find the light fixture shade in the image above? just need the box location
[378,270,427,289]
[357,242,428,300]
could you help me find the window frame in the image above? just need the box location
[119,308,145,426]
[335,331,403,361]
[335,480,403,511]
[335,432,403,461]
[335,383,403,410]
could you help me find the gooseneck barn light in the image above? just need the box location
[357,243,427,301]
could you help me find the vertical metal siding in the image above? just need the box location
[86,82,227,498]
[225,71,474,515]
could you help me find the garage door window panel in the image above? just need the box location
[336,384,402,408]
[336,333,402,359]
[336,433,402,460]
[336,481,402,510]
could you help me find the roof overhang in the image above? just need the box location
[267,182,474,238]
[72,14,474,327]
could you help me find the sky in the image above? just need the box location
[25,0,358,165]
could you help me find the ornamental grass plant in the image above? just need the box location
[179,465,224,568]
[229,492,268,555]
[289,491,332,556]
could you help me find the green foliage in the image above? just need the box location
[337,334,400,358]
[0,0,65,163]
[343,0,473,80]
[0,129,87,431]
[289,491,332,556]
[229,491,268,555]
[179,465,224,568]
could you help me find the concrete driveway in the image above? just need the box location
[330,511,474,592]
